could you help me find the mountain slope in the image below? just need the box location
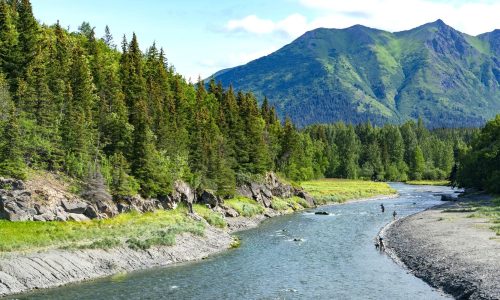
[211,20,500,127]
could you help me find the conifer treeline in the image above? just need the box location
[0,0,474,199]
[452,115,500,194]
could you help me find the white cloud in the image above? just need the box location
[224,0,500,40]
[226,14,308,37]
[300,0,500,35]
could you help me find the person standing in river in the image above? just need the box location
[393,210,397,220]
[380,204,385,213]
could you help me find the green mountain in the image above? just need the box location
[211,20,500,128]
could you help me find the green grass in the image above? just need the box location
[270,197,290,211]
[193,204,227,228]
[0,207,204,253]
[406,180,450,186]
[225,196,265,217]
[301,179,396,205]
[271,195,312,212]
[467,198,500,235]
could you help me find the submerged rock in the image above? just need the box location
[315,211,329,215]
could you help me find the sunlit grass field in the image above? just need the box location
[301,179,396,205]
[0,206,205,253]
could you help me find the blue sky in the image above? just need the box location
[31,0,500,80]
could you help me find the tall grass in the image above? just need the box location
[225,196,265,217]
[271,196,312,211]
[0,208,204,253]
[193,204,227,228]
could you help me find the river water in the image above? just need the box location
[18,183,455,299]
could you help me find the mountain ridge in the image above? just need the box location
[210,20,500,128]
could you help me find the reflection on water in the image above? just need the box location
[18,183,455,300]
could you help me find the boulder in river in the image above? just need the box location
[315,211,329,215]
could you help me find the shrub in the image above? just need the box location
[193,204,227,228]
[271,197,290,211]
[225,196,265,217]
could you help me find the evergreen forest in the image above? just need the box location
[0,0,494,199]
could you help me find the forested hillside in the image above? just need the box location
[0,0,475,199]
[212,20,500,128]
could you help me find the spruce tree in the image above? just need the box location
[102,25,115,49]
[0,1,19,83]
[17,0,38,76]
[0,102,26,179]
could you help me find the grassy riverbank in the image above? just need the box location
[467,197,500,235]
[0,207,206,253]
[0,179,397,253]
[405,180,450,186]
[301,179,396,204]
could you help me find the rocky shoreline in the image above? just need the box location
[1,193,400,298]
[0,172,313,297]
[0,201,313,297]
[383,195,500,300]
[0,226,233,297]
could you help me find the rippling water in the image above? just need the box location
[18,183,456,299]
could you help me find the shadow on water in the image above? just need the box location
[15,183,456,300]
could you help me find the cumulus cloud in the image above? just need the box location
[224,0,500,39]
[300,0,500,35]
[225,14,308,37]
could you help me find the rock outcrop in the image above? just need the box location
[1,172,314,222]
[236,172,315,208]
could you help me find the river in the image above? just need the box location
[16,183,455,299]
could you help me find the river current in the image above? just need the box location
[19,183,456,299]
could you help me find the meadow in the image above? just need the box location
[301,179,396,205]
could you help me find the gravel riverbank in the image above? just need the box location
[383,196,500,300]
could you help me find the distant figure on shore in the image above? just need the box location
[380,204,385,213]
[378,236,384,251]
[393,210,397,220]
